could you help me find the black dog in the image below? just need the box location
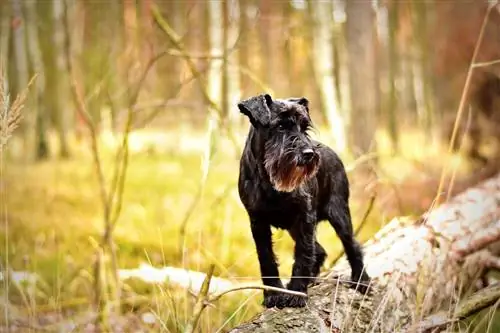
[237,94,370,308]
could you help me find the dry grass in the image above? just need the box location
[1,110,499,331]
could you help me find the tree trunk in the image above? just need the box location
[207,0,222,118]
[238,0,250,98]
[221,0,230,127]
[52,0,70,158]
[346,0,377,156]
[306,0,346,153]
[258,0,277,93]
[186,0,209,113]
[387,0,400,154]
[10,0,32,159]
[412,0,435,144]
[229,172,500,332]
[24,0,49,160]
[0,1,10,75]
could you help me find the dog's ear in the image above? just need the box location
[238,94,273,127]
[287,97,309,109]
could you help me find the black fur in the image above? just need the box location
[237,93,370,309]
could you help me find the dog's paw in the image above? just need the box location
[279,294,307,308]
[263,292,307,309]
[349,272,372,295]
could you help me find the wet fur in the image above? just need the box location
[237,94,370,309]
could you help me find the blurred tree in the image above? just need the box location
[25,0,48,159]
[81,0,117,129]
[397,2,418,122]
[10,0,32,158]
[0,1,10,78]
[331,6,343,112]
[207,0,222,122]
[412,0,435,142]
[258,0,287,95]
[283,0,297,96]
[221,0,230,126]
[307,0,346,152]
[187,0,210,112]
[155,0,183,100]
[258,0,271,91]
[346,0,377,156]
[105,0,124,132]
[52,0,69,158]
[238,0,250,97]
[387,0,400,154]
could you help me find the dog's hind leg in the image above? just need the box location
[325,197,370,293]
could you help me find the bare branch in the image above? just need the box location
[471,59,500,68]
[412,282,500,332]
[108,50,172,229]
[208,285,307,304]
[151,5,221,119]
[184,265,215,333]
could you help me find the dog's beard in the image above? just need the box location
[264,154,319,192]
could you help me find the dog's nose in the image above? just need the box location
[302,148,315,161]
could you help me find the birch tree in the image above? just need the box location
[307,0,346,153]
[230,171,500,332]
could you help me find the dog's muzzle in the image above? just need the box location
[299,148,319,166]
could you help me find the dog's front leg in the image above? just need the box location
[282,218,315,308]
[250,220,286,308]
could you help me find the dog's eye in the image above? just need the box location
[278,120,293,130]
[300,121,310,132]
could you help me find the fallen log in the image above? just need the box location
[229,172,500,332]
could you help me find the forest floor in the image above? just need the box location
[0,125,491,332]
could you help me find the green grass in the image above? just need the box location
[0,125,490,331]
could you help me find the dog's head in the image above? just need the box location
[238,94,320,192]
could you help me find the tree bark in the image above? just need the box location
[229,172,500,332]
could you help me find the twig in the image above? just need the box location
[129,65,209,129]
[413,282,500,332]
[355,193,377,238]
[152,4,242,155]
[435,3,496,204]
[151,5,221,121]
[184,264,215,333]
[471,59,500,68]
[62,0,110,226]
[208,285,307,303]
[178,116,216,256]
[108,50,172,229]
